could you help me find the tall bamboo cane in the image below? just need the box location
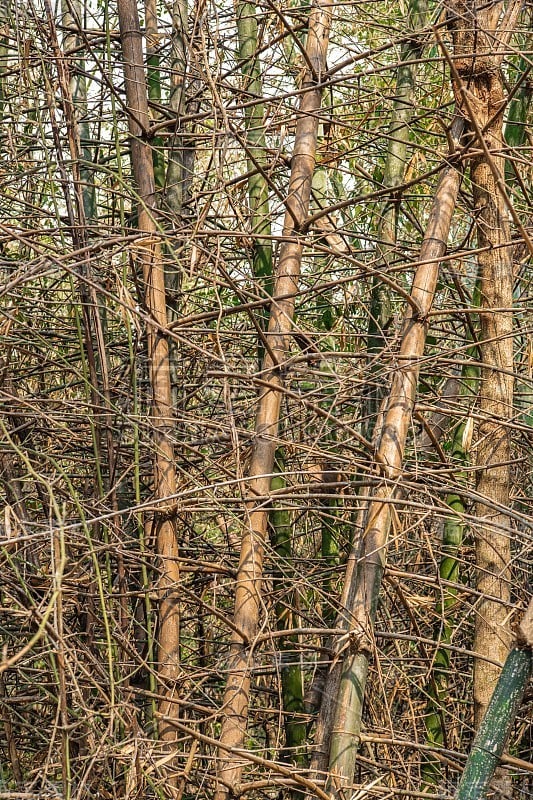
[455,598,533,800]
[117,0,181,773]
[325,117,465,796]
[214,2,331,795]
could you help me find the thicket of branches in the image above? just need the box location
[0,0,531,798]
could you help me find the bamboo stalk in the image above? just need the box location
[455,599,533,800]
[61,0,97,225]
[214,3,331,795]
[165,0,190,220]
[270,454,306,770]
[144,0,165,190]
[423,350,479,784]
[116,0,181,775]
[236,0,273,313]
[444,0,518,728]
[365,0,429,438]
[236,0,308,769]
[324,117,465,796]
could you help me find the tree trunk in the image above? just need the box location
[117,0,181,774]
[214,2,331,795]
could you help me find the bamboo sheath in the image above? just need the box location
[215,2,332,796]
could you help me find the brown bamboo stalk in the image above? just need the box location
[456,9,515,731]
[116,0,181,769]
[443,0,517,732]
[472,123,514,727]
[214,2,331,796]
[315,117,465,795]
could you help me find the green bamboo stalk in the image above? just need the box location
[310,169,342,621]
[145,0,165,189]
[236,0,273,317]
[504,51,532,433]
[454,599,532,800]
[365,0,429,438]
[504,36,532,188]
[423,352,479,783]
[61,0,97,224]
[298,170,345,727]
[505,77,531,161]
[320,481,340,630]
[165,0,189,219]
[270,453,306,769]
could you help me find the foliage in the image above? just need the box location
[0,0,531,798]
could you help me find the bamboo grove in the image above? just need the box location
[0,0,531,798]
